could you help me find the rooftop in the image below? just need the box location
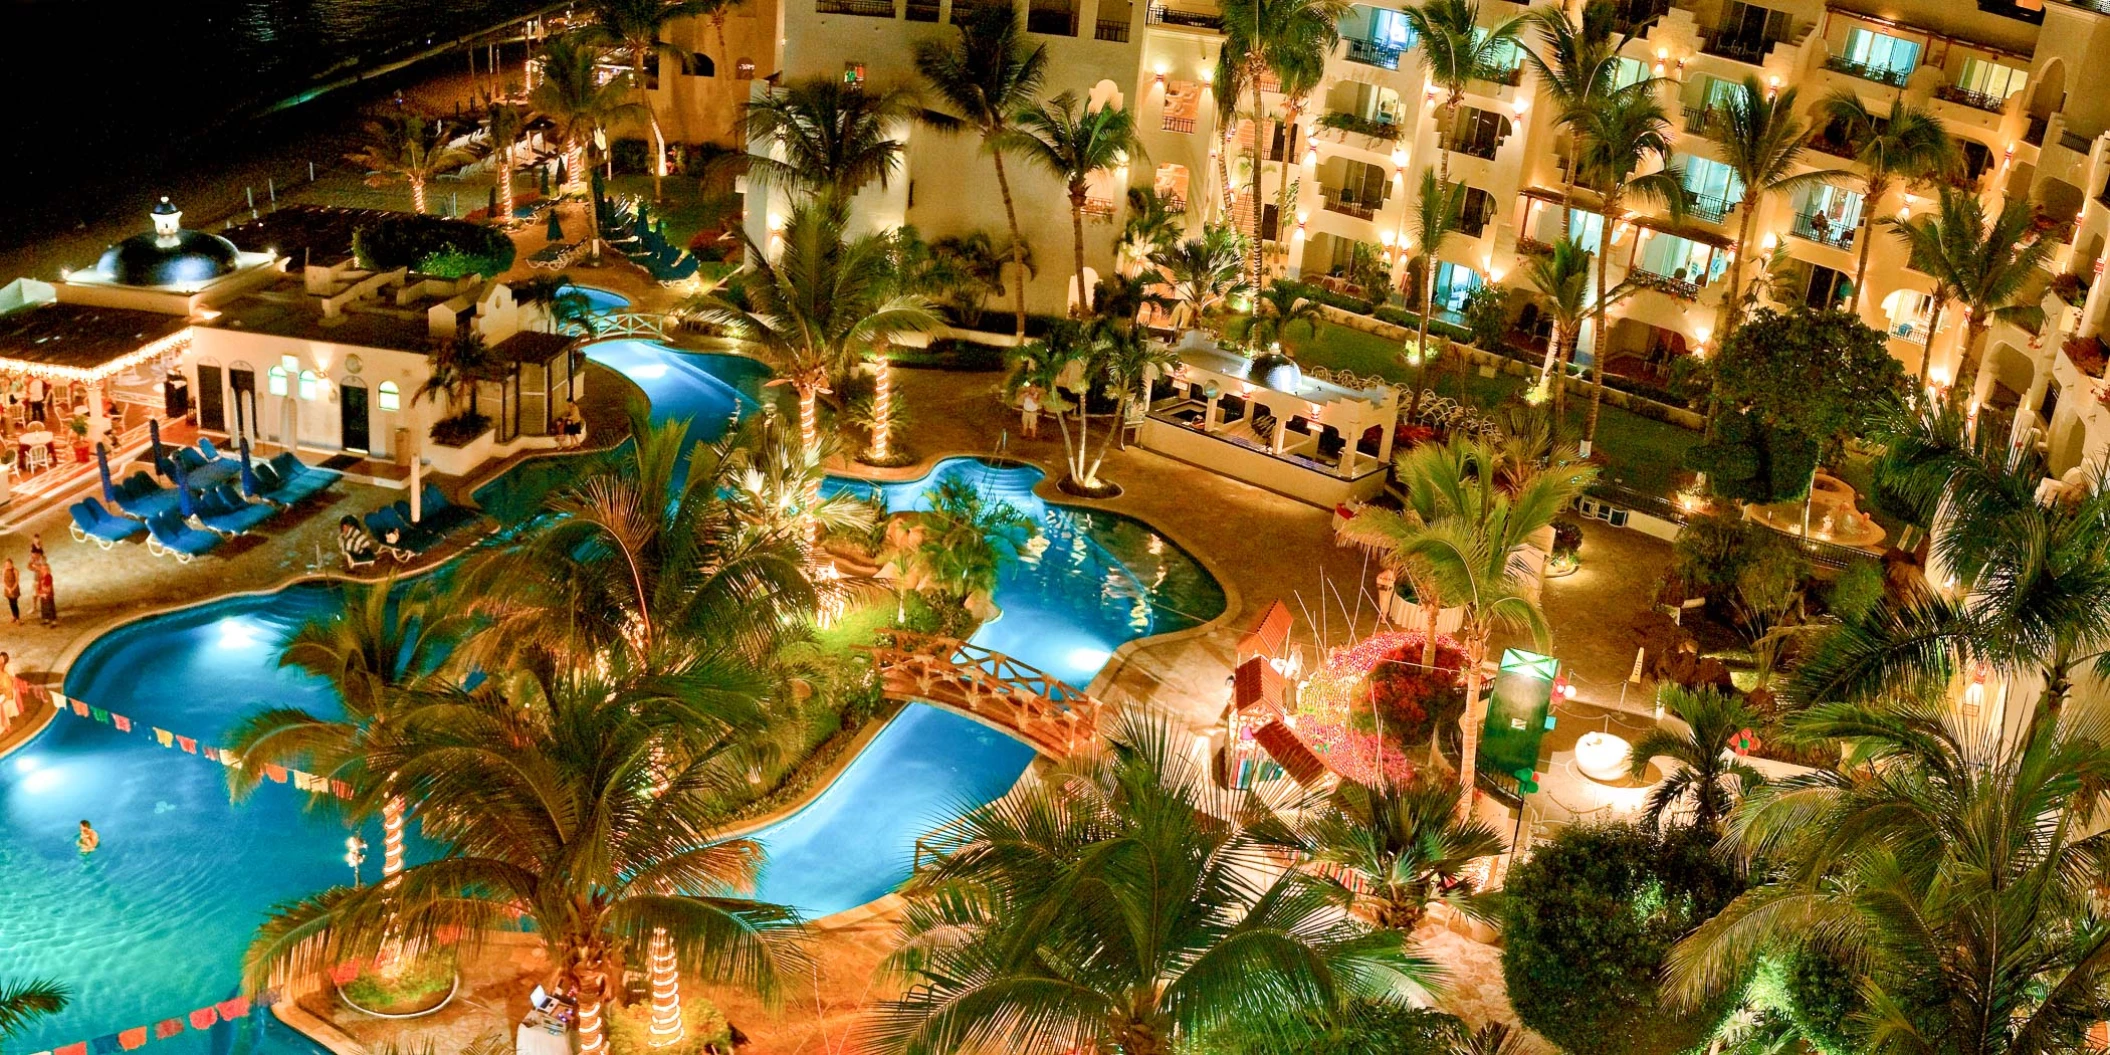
[220,205,395,267]
[492,329,576,364]
[205,279,442,354]
[0,302,192,380]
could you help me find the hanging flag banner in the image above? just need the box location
[23,992,281,1055]
[47,691,351,802]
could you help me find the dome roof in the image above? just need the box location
[96,229,241,288]
[1248,351,1303,392]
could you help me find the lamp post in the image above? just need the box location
[345,834,368,889]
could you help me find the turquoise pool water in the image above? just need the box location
[1,337,1223,1052]
[573,286,631,314]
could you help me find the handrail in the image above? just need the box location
[857,629,1104,758]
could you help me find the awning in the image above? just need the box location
[1232,656,1286,713]
[1254,721,1329,787]
[1238,600,1293,660]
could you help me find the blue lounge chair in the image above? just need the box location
[416,484,481,533]
[264,453,340,504]
[112,472,179,518]
[144,511,221,562]
[68,499,146,549]
[390,501,450,548]
[171,447,239,487]
[365,506,438,554]
[193,485,275,536]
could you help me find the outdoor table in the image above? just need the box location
[515,1009,569,1055]
[1573,731,1633,783]
[17,430,53,470]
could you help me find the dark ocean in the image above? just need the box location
[0,0,555,261]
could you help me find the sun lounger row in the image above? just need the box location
[193,484,276,536]
[169,445,239,487]
[254,453,340,505]
[68,499,146,549]
[111,471,181,519]
[145,511,221,563]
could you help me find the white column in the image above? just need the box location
[86,381,110,447]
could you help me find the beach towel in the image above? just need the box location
[56,1043,87,1055]
[154,1019,183,1040]
[187,1009,216,1031]
[154,728,173,747]
[118,1027,146,1051]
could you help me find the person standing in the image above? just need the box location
[28,533,44,567]
[1020,385,1042,440]
[34,562,56,627]
[26,376,45,425]
[4,557,21,624]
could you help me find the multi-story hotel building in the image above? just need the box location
[642,0,2110,478]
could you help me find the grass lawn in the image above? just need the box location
[606,174,733,252]
[1280,321,1701,496]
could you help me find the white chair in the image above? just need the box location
[24,445,50,473]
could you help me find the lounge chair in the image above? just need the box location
[389,501,454,547]
[144,511,221,563]
[365,506,439,554]
[112,472,179,518]
[171,446,239,487]
[260,453,339,504]
[193,485,276,536]
[415,484,481,533]
[338,515,378,569]
[69,499,146,549]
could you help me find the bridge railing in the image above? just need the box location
[858,629,1103,757]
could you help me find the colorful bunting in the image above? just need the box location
[60,706,347,799]
[214,999,249,1021]
[186,1010,215,1032]
[153,728,172,747]
[89,708,109,724]
[70,700,88,717]
[174,736,195,754]
[152,1020,182,1040]
[57,1042,87,1055]
[90,1034,120,1055]
[112,715,131,733]
[118,1028,147,1051]
[262,765,287,785]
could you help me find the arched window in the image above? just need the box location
[689,53,715,76]
[378,380,401,412]
[298,370,321,401]
[267,364,289,397]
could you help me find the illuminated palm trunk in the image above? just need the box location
[646,928,684,1046]
[565,144,588,194]
[383,795,406,876]
[798,383,821,550]
[410,179,430,216]
[1454,639,1486,820]
[870,356,892,461]
[496,143,517,225]
[575,965,609,1055]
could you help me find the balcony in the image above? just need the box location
[1683,106,1724,138]
[1346,38,1405,70]
[1888,317,1934,345]
[1095,17,1131,40]
[1322,189,1380,221]
[1934,84,2006,114]
[817,0,895,15]
[1026,1,1077,34]
[907,0,939,18]
[1824,54,1912,88]
[1162,113,1196,133]
[1790,211,1856,250]
[1517,235,1554,256]
[2025,114,2048,147]
[1687,192,1737,224]
[1455,136,1501,161]
[1472,62,1524,87]
[1702,33,1782,66]
[1082,196,1119,219]
[1164,194,1187,214]
[1146,3,1223,30]
[1317,110,1403,142]
[1630,267,1701,300]
[2061,129,2095,154]
[1610,0,1672,36]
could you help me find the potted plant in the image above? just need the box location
[67,416,90,461]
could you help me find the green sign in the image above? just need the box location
[1480,648,1558,790]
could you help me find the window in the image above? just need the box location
[1636,233,1725,285]
[1567,209,1606,254]
[1798,183,1865,228]
[298,370,322,402]
[267,365,289,397]
[1841,27,1921,80]
[1803,264,1850,309]
[1451,107,1511,159]
[1431,262,1482,313]
[1957,57,2027,102]
[1473,28,1524,80]
[688,53,715,77]
[735,57,755,79]
[378,381,401,413]
[1454,187,1497,238]
[1611,56,1649,90]
[1681,157,1746,218]
[1702,75,1744,111]
[1367,8,1415,49]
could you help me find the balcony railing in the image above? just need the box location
[1687,192,1737,223]
[1934,84,2006,113]
[1888,317,1934,345]
[817,0,895,15]
[1702,33,1781,66]
[1346,38,1405,69]
[2061,129,2096,154]
[1082,196,1119,219]
[1146,3,1223,30]
[1472,62,1524,86]
[1161,113,1196,133]
[1322,190,1380,221]
[1164,193,1187,214]
[1095,16,1131,40]
[1517,235,1554,256]
[1455,136,1501,160]
[1683,106,1724,138]
[1790,211,1857,250]
[1824,54,1912,87]
[1317,111,1403,141]
[1630,267,1700,300]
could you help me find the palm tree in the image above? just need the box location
[1295,778,1506,932]
[1714,77,1844,333]
[914,5,1048,341]
[580,0,718,201]
[867,712,1436,1055]
[1816,91,1956,312]
[1340,437,1596,804]
[1404,0,1524,185]
[227,578,471,878]
[1625,685,1762,832]
[741,76,920,203]
[1571,87,1685,452]
[1523,0,1637,241]
[530,32,650,255]
[1118,186,1184,273]
[1884,188,2053,397]
[888,477,1036,606]
[1665,700,2110,1055]
[1084,323,1178,483]
[480,96,527,226]
[414,332,497,419]
[1407,169,1466,415]
[1247,278,1324,350]
[690,200,937,468]
[0,979,68,1048]
[999,92,1144,318]
[244,665,801,1055]
[1521,238,1596,434]
[1217,0,1350,292]
[343,112,473,216]
[1149,224,1250,330]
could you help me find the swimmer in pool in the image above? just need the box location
[77,820,98,854]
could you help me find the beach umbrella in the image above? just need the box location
[487,186,499,221]
[238,438,257,499]
[174,463,195,520]
[148,418,165,476]
[95,443,114,503]
[553,156,568,189]
[636,200,650,229]
[539,163,550,196]
[547,208,564,242]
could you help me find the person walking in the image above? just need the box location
[34,562,56,627]
[26,376,45,425]
[4,557,21,624]
[1021,385,1042,440]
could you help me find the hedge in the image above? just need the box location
[353,214,517,278]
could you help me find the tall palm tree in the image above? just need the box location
[1666,699,2110,1055]
[580,0,718,201]
[1217,0,1350,293]
[530,32,650,255]
[914,5,1048,341]
[1571,86,1685,452]
[1340,437,1596,805]
[0,980,68,1048]
[1119,185,1185,272]
[480,96,527,226]
[343,112,474,216]
[1000,92,1144,318]
[243,665,801,1055]
[1884,188,2053,397]
[1149,224,1250,330]
[1714,77,1843,334]
[1247,277,1324,350]
[741,76,920,204]
[691,201,937,467]
[227,578,472,878]
[1294,778,1506,932]
[1625,685,1762,832]
[1407,169,1466,415]
[867,712,1436,1055]
[1816,91,1956,312]
[1523,0,1636,240]
[1521,237,1596,435]
[1404,0,1524,185]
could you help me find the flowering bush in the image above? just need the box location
[1362,636,1467,749]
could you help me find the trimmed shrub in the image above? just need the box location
[606,995,731,1055]
[429,410,493,447]
[354,214,517,278]
[1502,823,1748,1055]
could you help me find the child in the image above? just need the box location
[77,820,99,854]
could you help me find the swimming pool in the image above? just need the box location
[0,337,1223,1051]
[572,285,631,315]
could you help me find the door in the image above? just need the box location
[340,383,370,453]
[197,364,225,433]
[229,367,256,441]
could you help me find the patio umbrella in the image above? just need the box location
[637,200,650,229]
[174,463,194,519]
[546,208,564,242]
[95,443,115,503]
[238,438,257,499]
[148,418,166,476]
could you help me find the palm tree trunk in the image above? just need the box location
[1959,316,1990,407]
[1848,175,1886,314]
[383,795,407,877]
[1069,187,1090,317]
[1050,398,1083,483]
[1410,268,1434,416]
[1550,325,1575,445]
[646,928,684,1044]
[1246,66,1268,302]
[1454,640,1487,819]
[575,967,610,1055]
[1084,395,1127,485]
[1438,98,1459,187]
[991,148,1029,341]
[497,141,517,225]
[798,382,821,548]
[871,354,892,461]
[411,178,430,216]
[1725,205,1757,336]
[1270,98,1303,287]
[1585,201,1615,452]
[636,53,667,202]
[1420,582,1442,665]
[1918,298,1946,384]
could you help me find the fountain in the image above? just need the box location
[1744,472,1885,549]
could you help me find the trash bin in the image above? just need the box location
[394,427,412,467]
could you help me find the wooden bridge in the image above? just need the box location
[572,312,669,342]
[857,630,1104,759]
